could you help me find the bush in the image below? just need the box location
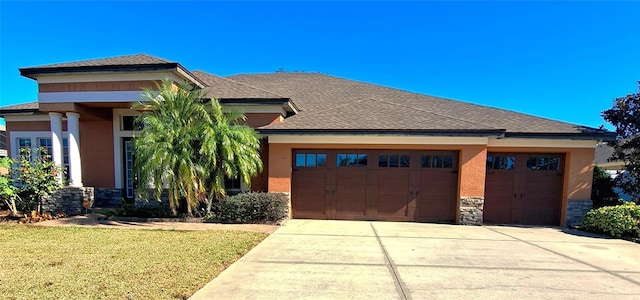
[109,204,174,218]
[582,203,640,237]
[210,192,289,224]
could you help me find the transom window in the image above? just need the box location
[337,153,367,167]
[295,153,327,167]
[486,156,515,170]
[379,154,410,168]
[422,155,454,168]
[527,156,560,171]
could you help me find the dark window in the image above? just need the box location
[379,155,388,167]
[338,153,367,167]
[122,116,143,131]
[422,155,454,168]
[295,153,326,167]
[379,154,409,168]
[225,177,242,193]
[486,156,515,170]
[527,156,560,171]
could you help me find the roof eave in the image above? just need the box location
[0,110,40,117]
[256,128,506,137]
[218,98,298,113]
[19,63,181,80]
[503,132,617,141]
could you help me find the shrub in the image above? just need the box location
[110,204,174,218]
[211,192,289,224]
[582,203,640,237]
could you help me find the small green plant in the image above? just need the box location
[15,148,64,213]
[582,202,640,237]
[210,192,289,224]
[0,157,20,215]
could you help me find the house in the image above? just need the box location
[595,143,633,201]
[0,54,614,226]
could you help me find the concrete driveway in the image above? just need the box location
[190,220,640,299]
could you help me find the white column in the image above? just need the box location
[49,112,63,183]
[66,112,82,187]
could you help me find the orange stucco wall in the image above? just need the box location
[5,121,68,157]
[458,146,487,198]
[39,81,159,92]
[80,119,115,188]
[244,113,283,128]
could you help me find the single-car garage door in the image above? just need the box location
[484,153,564,225]
[292,150,458,222]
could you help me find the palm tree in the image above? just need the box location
[134,80,263,216]
[200,100,263,213]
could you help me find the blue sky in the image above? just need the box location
[1,1,639,129]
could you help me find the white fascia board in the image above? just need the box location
[39,91,147,103]
[488,138,597,148]
[175,67,205,88]
[268,135,489,145]
[37,72,182,84]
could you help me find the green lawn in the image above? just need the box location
[0,225,267,299]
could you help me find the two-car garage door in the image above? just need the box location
[292,149,565,226]
[292,150,458,222]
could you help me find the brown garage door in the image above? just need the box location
[292,149,458,222]
[484,153,564,225]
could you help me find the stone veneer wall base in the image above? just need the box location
[41,187,95,216]
[459,196,484,226]
[565,199,593,227]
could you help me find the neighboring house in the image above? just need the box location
[595,143,633,201]
[0,124,6,157]
[0,54,614,226]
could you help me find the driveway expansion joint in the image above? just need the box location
[370,222,411,300]
[485,227,640,287]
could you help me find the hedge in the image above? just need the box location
[582,202,640,238]
[211,192,289,224]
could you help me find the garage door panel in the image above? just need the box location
[416,152,458,223]
[292,151,329,218]
[377,168,409,217]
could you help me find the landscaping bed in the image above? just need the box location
[0,225,267,299]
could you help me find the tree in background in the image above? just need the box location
[602,83,640,203]
[134,80,263,216]
[591,166,621,208]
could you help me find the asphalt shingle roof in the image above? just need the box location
[192,71,285,99]
[227,73,603,135]
[22,54,173,69]
[0,102,39,111]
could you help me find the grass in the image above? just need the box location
[0,225,267,299]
